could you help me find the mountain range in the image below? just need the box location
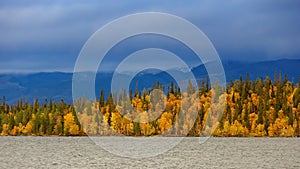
[0,59,299,105]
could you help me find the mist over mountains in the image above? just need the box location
[0,59,299,105]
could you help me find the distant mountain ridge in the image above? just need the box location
[0,59,299,105]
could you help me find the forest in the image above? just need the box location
[0,74,299,137]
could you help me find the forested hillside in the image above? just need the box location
[1,59,299,105]
[0,74,299,137]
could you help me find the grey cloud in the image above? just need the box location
[0,0,299,73]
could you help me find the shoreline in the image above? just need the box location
[0,135,299,138]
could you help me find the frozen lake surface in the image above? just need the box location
[0,137,299,168]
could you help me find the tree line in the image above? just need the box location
[0,74,299,137]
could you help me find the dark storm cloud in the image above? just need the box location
[0,0,299,72]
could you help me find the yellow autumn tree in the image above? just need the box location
[158,112,173,134]
[23,120,33,135]
[1,124,9,136]
[64,113,79,135]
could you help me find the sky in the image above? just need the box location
[0,0,300,73]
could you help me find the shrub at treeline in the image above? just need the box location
[0,74,299,137]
